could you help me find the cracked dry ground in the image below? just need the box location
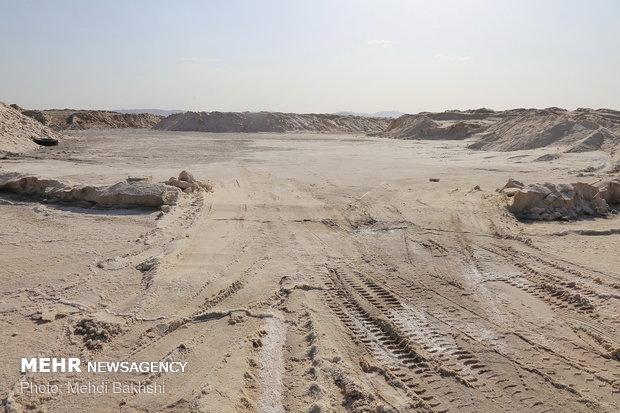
[1,132,619,412]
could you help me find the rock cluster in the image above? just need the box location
[0,170,211,209]
[500,178,620,220]
[165,170,212,193]
[74,318,123,350]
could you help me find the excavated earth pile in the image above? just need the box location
[381,109,500,139]
[0,102,62,153]
[501,178,620,220]
[384,108,620,171]
[153,111,390,133]
[383,108,620,149]
[469,108,620,152]
[19,109,162,130]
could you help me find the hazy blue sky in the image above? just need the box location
[1,0,619,113]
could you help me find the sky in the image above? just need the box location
[1,0,619,113]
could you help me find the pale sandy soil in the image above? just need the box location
[1,130,619,412]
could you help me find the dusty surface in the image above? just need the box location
[1,129,619,412]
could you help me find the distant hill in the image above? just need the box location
[335,111,405,118]
[114,109,185,116]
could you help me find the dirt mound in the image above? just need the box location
[382,114,483,139]
[418,107,497,121]
[0,102,62,153]
[164,170,212,193]
[154,111,390,133]
[565,128,620,153]
[500,178,620,220]
[0,170,209,208]
[20,109,162,130]
[381,109,503,140]
[383,108,620,160]
[468,109,620,152]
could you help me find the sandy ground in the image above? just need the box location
[1,130,619,412]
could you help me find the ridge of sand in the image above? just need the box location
[17,108,162,130]
[500,178,620,220]
[0,102,62,153]
[153,111,390,133]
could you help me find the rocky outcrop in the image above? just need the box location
[164,170,212,193]
[19,109,162,130]
[0,171,210,208]
[0,102,62,153]
[153,111,390,134]
[500,178,620,220]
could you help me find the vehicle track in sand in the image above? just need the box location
[311,232,610,412]
[5,132,619,412]
[282,178,620,411]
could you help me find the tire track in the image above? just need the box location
[324,227,615,411]
[324,265,541,413]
